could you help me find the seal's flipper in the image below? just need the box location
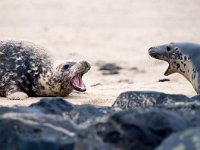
[7,92,28,100]
[5,83,28,100]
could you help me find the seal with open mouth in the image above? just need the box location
[0,40,91,99]
[149,42,200,94]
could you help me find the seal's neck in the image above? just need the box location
[170,55,199,93]
[35,70,72,96]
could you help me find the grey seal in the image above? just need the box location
[149,42,200,94]
[0,40,91,100]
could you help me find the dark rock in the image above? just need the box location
[1,93,200,150]
[156,127,200,150]
[130,67,139,71]
[75,133,116,150]
[77,109,189,150]
[99,63,122,71]
[29,97,74,115]
[102,70,119,75]
[156,101,200,111]
[99,63,122,75]
[69,104,113,124]
[0,98,116,150]
[30,97,114,124]
[112,91,193,110]
[175,107,200,127]
[158,79,170,82]
[191,94,200,101]
[0,113,78,150]
[0,106,41,115]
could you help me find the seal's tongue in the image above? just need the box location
[71,75,86,92]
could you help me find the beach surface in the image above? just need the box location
[0,0,199,107]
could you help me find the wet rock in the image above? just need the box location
[0,106,41,115]
[99,63,122,75]
[69,104,114,124]
[174,106,200,127]
[156,127,200,150]
[75,133,116,150]
[77,109,189,150]
[0,93,199,150]
[112,91,193,110]
[30,98,114,124]
[0,113,78,150]
[30,97,74,115]
[191,94,200,101]
[0,98,116,150]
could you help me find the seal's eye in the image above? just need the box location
[63,64,70,70]
[175,47,179,51]
[166,46,171,51]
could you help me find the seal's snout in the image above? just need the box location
[148,47,154,51]
[80,61,91,71]
[148,47,157,53]
[148,47,155,54]
[148,47,156,56]
[148,47,161,60]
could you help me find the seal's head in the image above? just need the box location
[148,42,190,76]
[148,42,200,94]
[55,60,91,92]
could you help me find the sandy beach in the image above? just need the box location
[0,0,199,107]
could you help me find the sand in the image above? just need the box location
[0,0,199,107]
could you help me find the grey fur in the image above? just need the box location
[0,41,90,99]
[149,42,200,94]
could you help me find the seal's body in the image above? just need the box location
[149,42,200,94]
[0,41,90,99]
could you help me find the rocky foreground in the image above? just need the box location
[1,91,200,150]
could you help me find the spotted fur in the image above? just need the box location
[0,41,90,99]
[149,42,200,94]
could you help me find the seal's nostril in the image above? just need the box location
[148,47,154,51]
[86,62,91,69]
[81,61,91,69]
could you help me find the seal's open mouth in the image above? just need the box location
[70,74,86,92]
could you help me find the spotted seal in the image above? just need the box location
[148,42,200,94]
[0,41,91,100]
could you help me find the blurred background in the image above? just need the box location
[0,0,200,105]
[0,0,199,61]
